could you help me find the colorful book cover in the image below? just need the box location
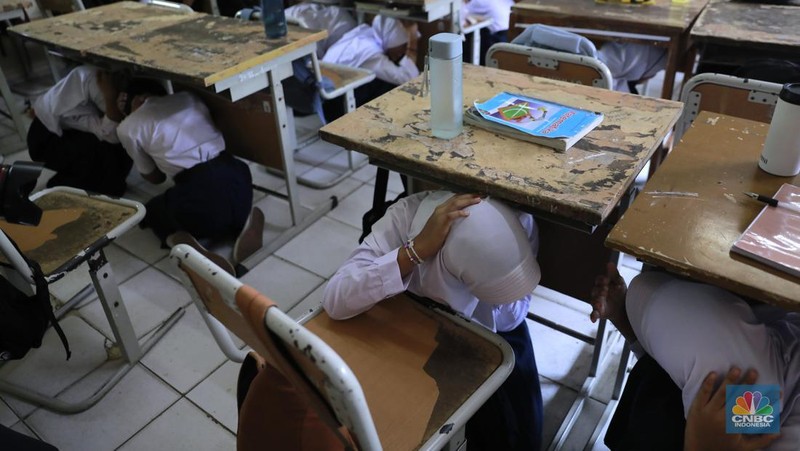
[471,92,603,144]
[731,183,800,278]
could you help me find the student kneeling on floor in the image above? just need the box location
[115,79,253,247]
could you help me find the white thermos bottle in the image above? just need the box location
[428,33,463,139]
[759,83,800,177]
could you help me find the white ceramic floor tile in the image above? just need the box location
[317,149,369,174]
[119,398,235,451]
[351,163,378,183]
[240,256,324,312]
[296,139,344,165]
[0,316,109,417]
[294,113,323,146]
[326,183,375,230]
[528,318,593,391]
[79,267,189,341]
[540,377,580,448]
[0,398,18,427]
[104,244,149,285]
[249,163,288,193]
[295,174,362,207]
[529,292,598,339]
[287,282,325,323]
[115,225,169,264]
[140,305,227,394]
[26,365,179,451]
[275,216,361,278]
[300,166,346,186]
[587,332,629,404]
[47,262,92,304]
[186,360,240,433]
[559,397,609,451]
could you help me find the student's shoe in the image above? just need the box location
[233,207,265,265]
[166,231,236,276]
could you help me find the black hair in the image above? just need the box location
[121,78,168,115]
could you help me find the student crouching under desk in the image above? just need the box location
[592,265,795,450]
[323,191,544,451]
[115,79,253,251]
[27,65,133,197]
[321,16,419,122]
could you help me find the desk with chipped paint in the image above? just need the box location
[509,0,711,100]
[321,64,683,229]
[690,0,800,73]
[0,187,184,412]
[9,2,333,270]
[606,112,800,309]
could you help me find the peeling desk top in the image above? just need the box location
[320,64,683,227]
[511,0,710,33]
[691,0,800,51]
[9,1,327,87]
[606,111,800,309]
[0,190,137,276]
[0,0,31,12]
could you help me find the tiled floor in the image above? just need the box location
[1,45,646,451]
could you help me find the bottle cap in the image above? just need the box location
[428,33,462,60]
[779,83,800,106]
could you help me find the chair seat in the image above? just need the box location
[318,62,375,100]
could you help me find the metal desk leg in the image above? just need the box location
[0,250,183,413]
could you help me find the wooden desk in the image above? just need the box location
[606,112,800,310]
[320,64,683,229]
[509,0,710,100]
[9,2,333,270]
[0,187,183,412]
[306,293,512,450]
[690,0,800,74]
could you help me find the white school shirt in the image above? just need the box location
[462,0,513,33]
[32,65,120,143]
[322,192,538,333]
[285,4,357,57]
[116,92,225,178]
[322,24,420,86]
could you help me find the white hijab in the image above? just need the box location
[371,15,408,51]
[403,191,540,317]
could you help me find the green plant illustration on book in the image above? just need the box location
[493,100,548,125]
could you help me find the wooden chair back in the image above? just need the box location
[676,73,781,142]
[486,43,613,90]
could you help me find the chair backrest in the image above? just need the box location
[486,43,613,90]
[675,73,782,142]
[170,244,382,450]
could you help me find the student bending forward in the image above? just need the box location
[323,191,544,451]
[116,80,253,246]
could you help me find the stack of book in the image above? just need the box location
[464,92,604,152]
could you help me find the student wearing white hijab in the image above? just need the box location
[321,15,419,121]
[285,2,357,57]
[324,191,544,451]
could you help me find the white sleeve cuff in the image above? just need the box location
[375,248,410,297]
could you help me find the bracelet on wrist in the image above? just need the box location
[404,239,424,265]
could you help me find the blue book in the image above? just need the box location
[464,91,604,152]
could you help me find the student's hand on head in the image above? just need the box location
[589,262,627,324]
[413,193,481,261]
[684,367,780,451]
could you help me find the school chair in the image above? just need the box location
[674,73,782,143]
[487,40,631,451]
[486,42,614,90]
[0,186,183,413]
[171,244,515,451]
